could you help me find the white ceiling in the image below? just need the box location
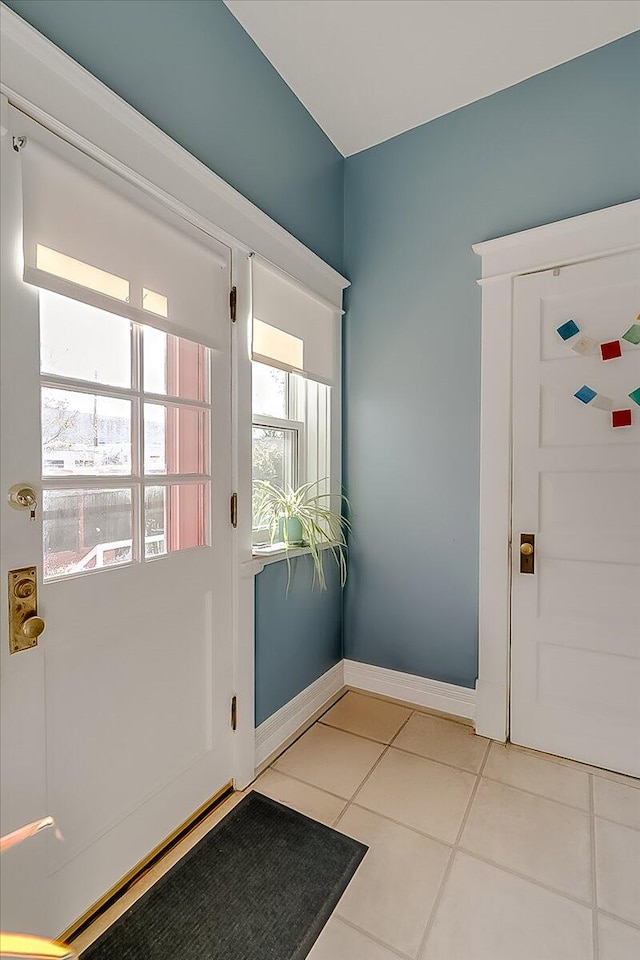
[224,0,640,156]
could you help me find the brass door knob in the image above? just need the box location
[520,543,534,557]
[21,615,45,640]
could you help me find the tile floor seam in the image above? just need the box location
[389,709,420,746]
[597,909,640,932]
[317,718,402,748]
[381,741,491,778]
[386,739,489,775]
[589,775,599,960]
[505,744,640,788]
[260,688,350,772]
[593,811,640,833]
[415,733,492,959]
[346,801,455,850]
[478,772,593,815]
[331,799,350,831]
[346,709,416,808]
[457,847,595,910]
[347,743,392,803]
[258,768,353,804]
[331,914,415,960]
[318,691,415,743]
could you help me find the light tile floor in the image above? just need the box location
[257,691,640,960]
[74,690,640,960]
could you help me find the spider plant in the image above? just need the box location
[253,480,351,590]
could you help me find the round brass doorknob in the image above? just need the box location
[21,615,45,640]
[520,543,534,557]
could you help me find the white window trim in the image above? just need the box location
[0,4,349,789]
[472,199,640,743]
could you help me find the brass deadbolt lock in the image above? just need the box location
[8,483,38,519]
[8,567,45,653]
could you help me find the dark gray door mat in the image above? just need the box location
[81,791,367,960]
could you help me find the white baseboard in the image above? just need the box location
[254,662,344,768]
[254,659,477,772]
[343,659,476,720]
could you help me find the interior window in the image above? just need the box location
[251,360,331,546]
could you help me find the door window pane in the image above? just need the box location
[40,291,131,388]
[144,403,209,475]
[143,327,209,401]
[144,483,207,554]
[168,483,208,551]
[43,488,133,579]
[42,388,132,476]
[144,486,167,558]
[252,362,287,418]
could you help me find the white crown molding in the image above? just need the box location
[343,660,476,720]
[0,2,348,307]
[254,662,345,768]
[473,199,640,283]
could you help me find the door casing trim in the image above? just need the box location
[472,200,640,742]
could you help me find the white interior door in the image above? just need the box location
[510,250,640,777]
[0,115,235,936]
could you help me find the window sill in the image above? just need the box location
[250,540,335,574]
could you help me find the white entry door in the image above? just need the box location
[0,113,235,935]
[510,250,640,777]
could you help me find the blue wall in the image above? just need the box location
[4,0,344,271]
[255,555,342,725]
[5,0,346,723]
[7,2,640,711]
[343,33,640,688]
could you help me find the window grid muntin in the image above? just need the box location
[40,299,212,580]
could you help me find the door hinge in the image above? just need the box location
[230,492,238,528]
[231,694,238,731]
[229,286,237,322]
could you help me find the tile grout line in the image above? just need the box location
[271,722,603,912]
[264,715,614,916]
[415,736,493,959]
[333,709,418,831]
[453,846,596,911]
[500,742,640,790]
[479,773,593,814]
[346,801,455,850]
[589,775,599,960]
[260,767,355,804]
[340,794,600,914]
[596,909,640,933]
[267,699,637,950]
[267,740,640,834]
[332,915,414,960]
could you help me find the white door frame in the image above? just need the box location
[472,199,640,743]
[0,4,349,791]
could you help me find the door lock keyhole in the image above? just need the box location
[8,483,38,520]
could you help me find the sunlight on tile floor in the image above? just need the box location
[260,691,640,960]
[74,690,640,960]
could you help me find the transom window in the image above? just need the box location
[40,289,211,579]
